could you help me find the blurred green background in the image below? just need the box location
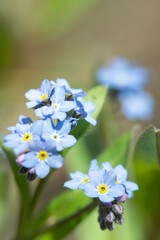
[0,0,160,239]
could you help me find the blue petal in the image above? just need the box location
[70,171,86,180]
[40,79,50,94]
[59,101,76,112]
[89,159,99,171]
[47,153,64,168]
[88,170,103,186]
[26,101,38,108]
[19,115,32,125]
[22,152,38,168]
[83,183,98,198]
[14,142,28,154]
[114,164,128,182]
[35,161,50,179]
[60,135,77,148]
[109,184,125,198]
[99,194,114,203]
[64,180,82,190]
[25,89,41,101]
[124,181,139,191]
[56,120,71,135]
[50,86,65,103]
[102,162,113,171]
[51,111,66,121]
[103,171,117,186]
[84,116,97,126]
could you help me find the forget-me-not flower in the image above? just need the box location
[96,57,149,92]
[25,79,51,108]
[84,169,125,203]
[35,86,76,121]
[21,140,64,178]
[51,78,87,98]
[36,118,77,151]
[64,159,99,190]
[118,91,154,121]
[7,115,33,133]
[4,122,38,154]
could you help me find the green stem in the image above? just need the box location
[29,175,50,217]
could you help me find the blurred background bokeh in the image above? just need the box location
[0,0,160,239]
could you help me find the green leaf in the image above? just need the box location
[0,136,30,205]
[132,125,160,218]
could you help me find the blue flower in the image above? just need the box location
[25,79,51,108]
[7,115,32,133]
[84,169,125,203]
[35,86,76,121]
[102,163,139,198]
[35,118,77,151]
[64,159,99,190]
[118,91,154,121]
[21,140,64,178]
[75,97,97,126]
[96,57,149,92]
[4,122,39,154]
[51,78,87,98]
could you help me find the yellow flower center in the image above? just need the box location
[82,177,89,184]
[38,150,48,160]
[98,184,108,194]
[116,179,120,184]
[52,103,59,111]
[40,94,48,101]
[23,133,32,142]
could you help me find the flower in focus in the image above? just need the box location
[64,159,99,190]
[35,86,76,121]
[39,118,77,151]
[51,78,87,98]
[84,169,125,203]
[21,140,64,178]
[25,79,51,108]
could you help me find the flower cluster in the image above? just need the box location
[4,79,96,180]
[64,159,138,230]
[96,57,154,121]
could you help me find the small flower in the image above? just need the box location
[102,163,139,198]
[21,140,64,179]
[37,118,77,151]
[83,169,125,203]
[96,57,149,92]
[7,115,32,133]
[118,91,154,121]
[75,97,97,126]
[51,78,87,98]
[35,86,76,121]
[64,159,99,190]
[4,122,38,154]
[25,79,51,108]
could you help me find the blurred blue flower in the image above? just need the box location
[102,163,139,198]
[84,169,125,203]
[37,118,77,151]
[96,57,149,92]
[51,78,87,98]
[35,86,76,121]
[64,159,99,190]
[118,91,154,121]
[25,79,51,108]
[21,140,64,179]
[75,97,97,126]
